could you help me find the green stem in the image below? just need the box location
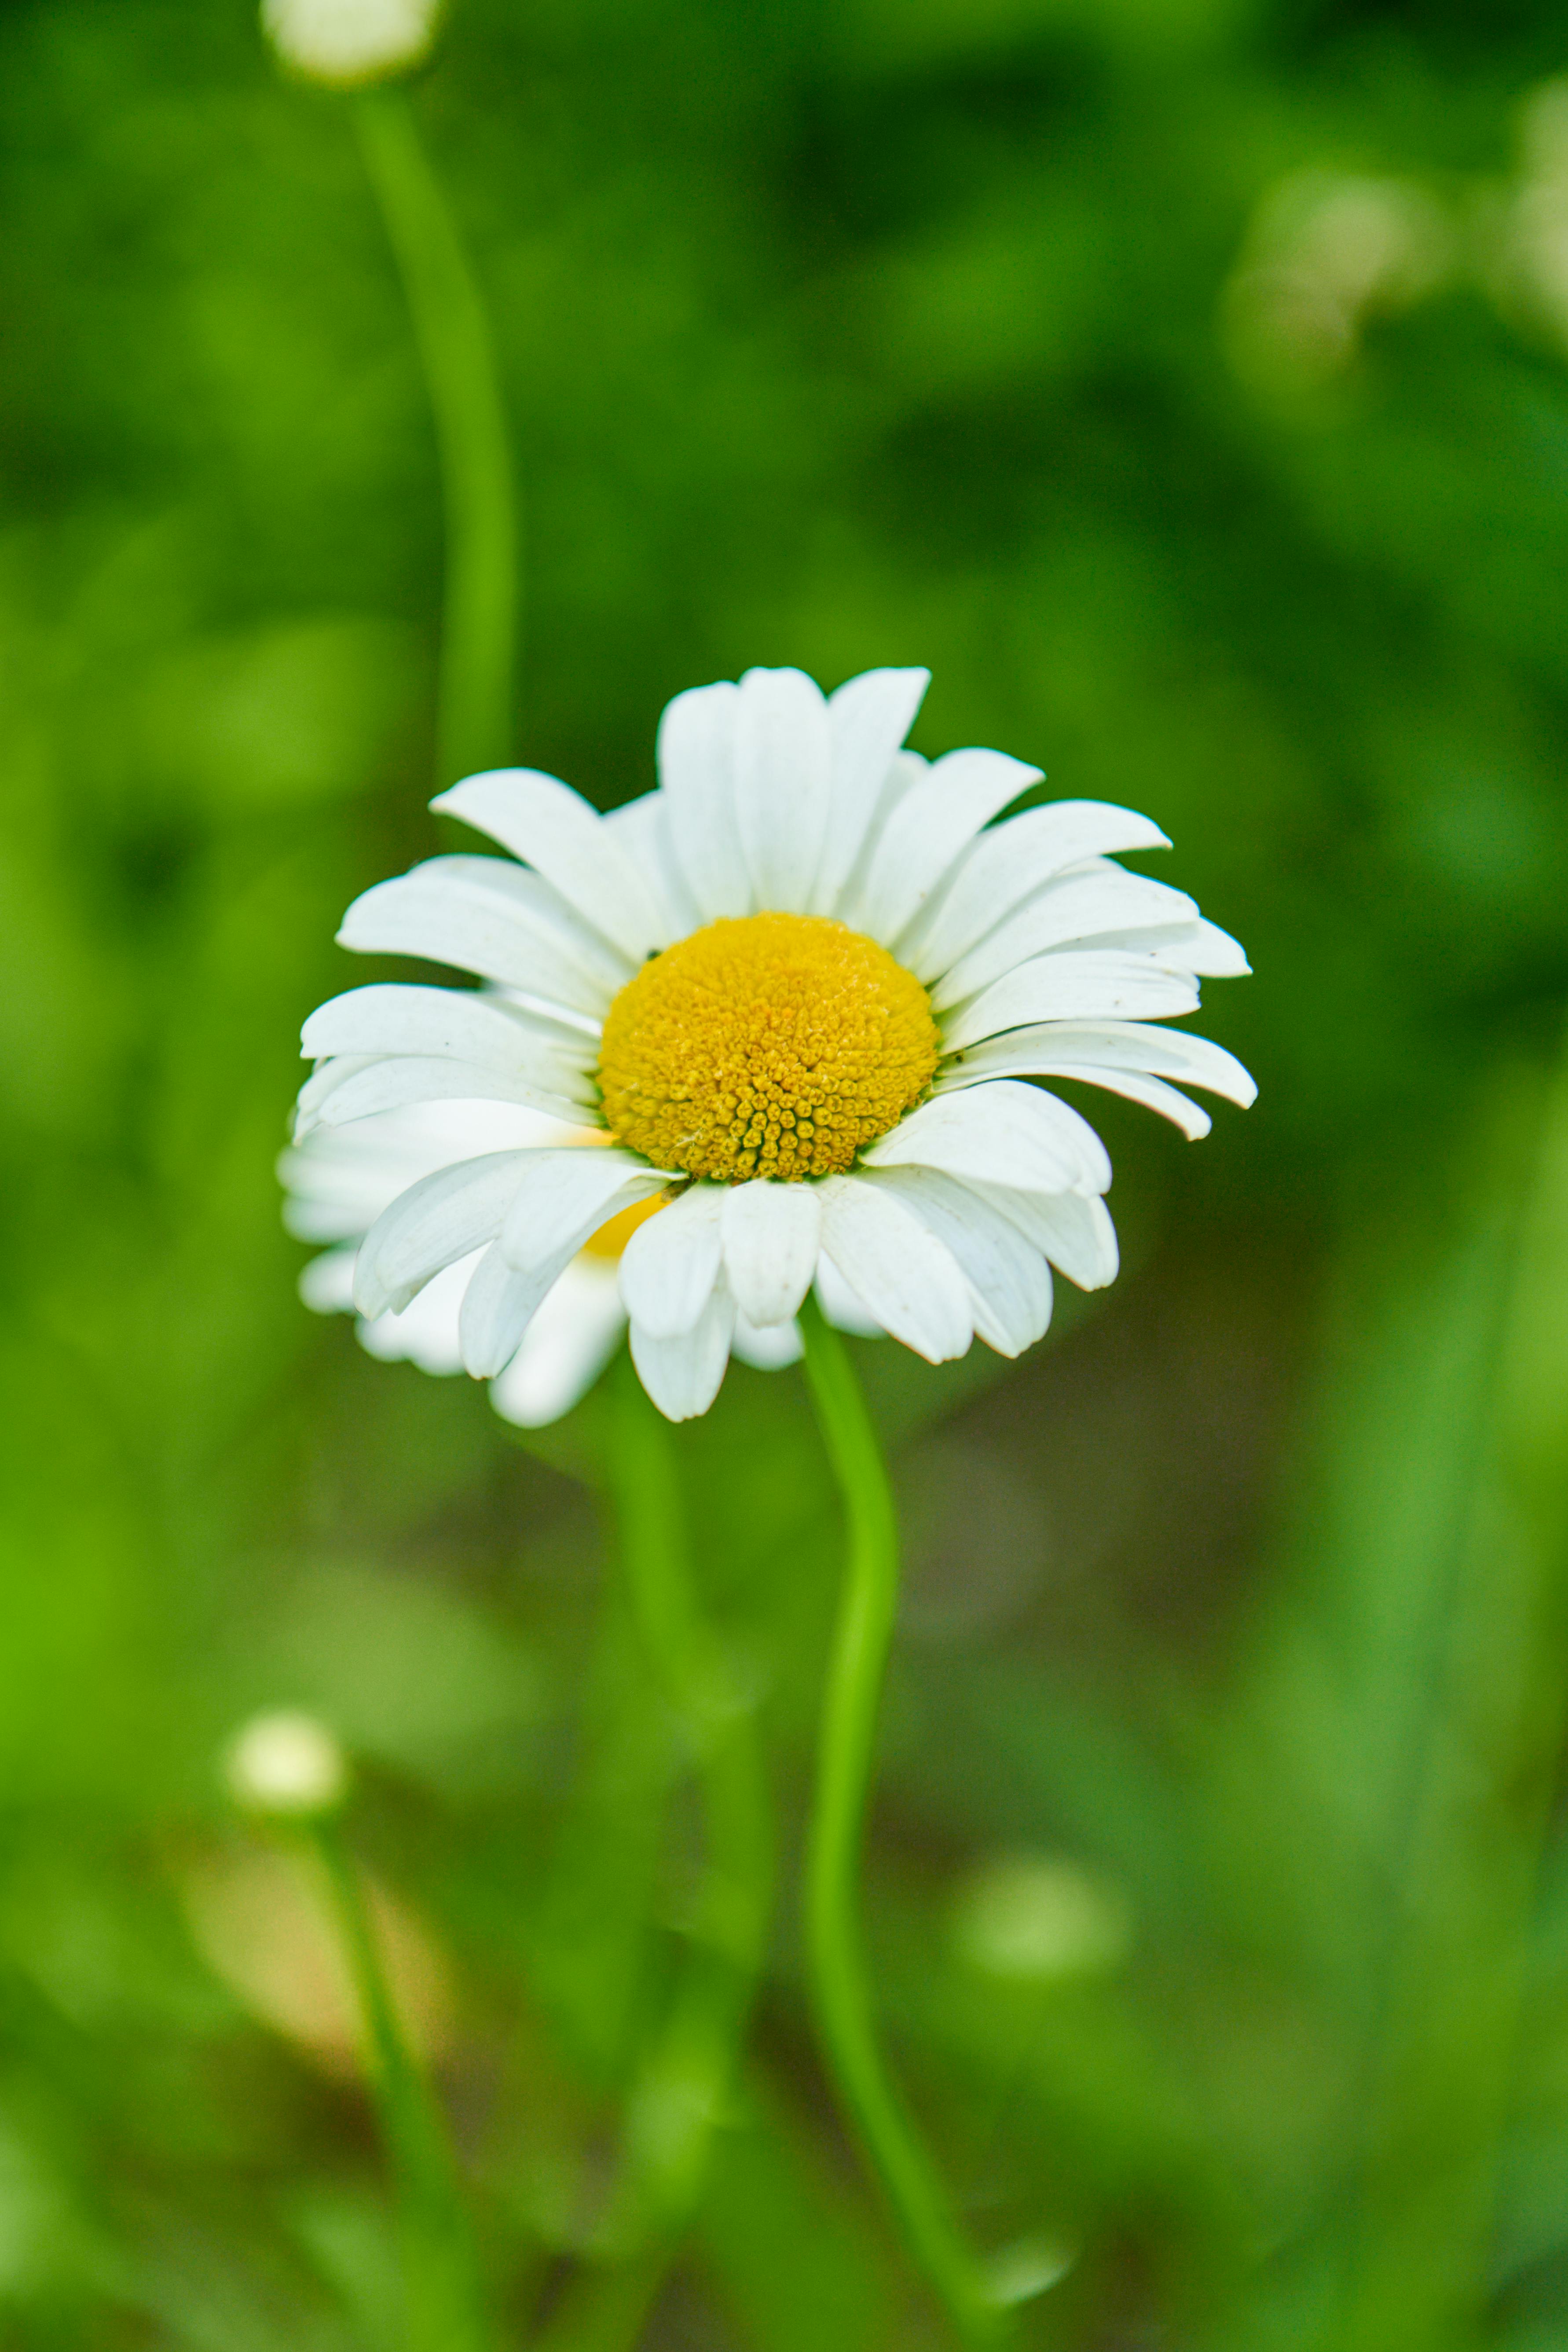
[312,1819,491,2352]
[799,1297,1005,2348]
[353,87,517,787]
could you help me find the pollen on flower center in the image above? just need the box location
[597,913,939,1183]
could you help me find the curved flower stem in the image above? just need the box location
[535,1358,773,2348]
[311,1817,491,2352]
[353,86,517,786]
[799,1297,1006,2348]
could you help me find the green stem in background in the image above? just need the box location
[799,1297,1006,2349]
[353,86,517,787]
[312,1818,491,2352]
[535,1357,774,2350]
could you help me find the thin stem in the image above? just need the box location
[353,86,517,787]
[799,1297,1006,2348]
[312,1819,491,2352]
[534,1358,772,2348]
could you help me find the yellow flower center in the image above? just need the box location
[597,913,939,1184]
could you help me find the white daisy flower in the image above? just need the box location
[288,666,1254,1422]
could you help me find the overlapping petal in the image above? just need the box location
[846,747,1041,941]
[721,1180,821,1328]
[656,681,751,920]
[815,1176,973,1362]
[338,855,626,1016]
[861,1080,1111,1197]
[902,799,1171,979]
[618,1184,725,1339]
[630,1280,737,1420]
[811,666,928,914]
[354,1151,534,1318]
[434,768,663,957]
[498,1150,670,1276]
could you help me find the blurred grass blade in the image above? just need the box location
[1331,1053,1568,2351]
[313,1820,492,2352]
[535,1360,774,2345]
[354,86,517,785]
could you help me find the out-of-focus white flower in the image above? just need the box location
[288,665,1253,1421]
[1224,169,1452,385]
[260,0,439,89]
[225,1710,349,1818]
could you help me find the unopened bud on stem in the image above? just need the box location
[260,0,440,89]
[224,1710,350,1819]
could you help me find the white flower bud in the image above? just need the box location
[225,1710,349,1818]
[260,0,440,89]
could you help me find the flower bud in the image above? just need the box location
[260,0,440,89]
[224,1710,349,1819]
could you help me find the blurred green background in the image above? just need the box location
[5,0,1568,2344]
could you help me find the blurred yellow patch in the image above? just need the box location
[180,1844,454,2077]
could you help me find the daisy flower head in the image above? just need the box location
[289,667,1255,1422]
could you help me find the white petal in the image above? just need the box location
[810,667,929,914]
[824,749,927,922]
[936,1019,1257,1107]
[281,1127,422,1240]
[338,856,626,1015]
[656,681,752,920]
[1084,917,1250,978]
[720,1181,822,1327]
[297,1055,589,1136]
[813,1254,885,1337]
[861,1079,1110,1196]
[730,1314,804,1370]
[456,1239,567,1378]
[846,747,1041,943]
[903,801,1172,978]
[858,1168,1052,1357]
[941,954,1201,1051]
[604,791,701,946]
[616,1184,725,1339]
[975,1184,1120,1291]
[357,1253,476,1374]
[302,983,593,1085]
[814,1175,973,1362]
[498,1149,671,1275]
[939,1052,1214,1138]
[285,1189,380,1244]
[931,870,1199,1010]
[1058,1068,1211,1137]
[734,667,832,912]
[355,1152,530,1318]
[489,1260,627,1427]
[298,1244,358,1314]
[281,1102,556,1239]
[630,1281,736,1421]
[434,769,662,956]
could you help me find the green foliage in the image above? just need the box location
[2,0,1568,2343]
